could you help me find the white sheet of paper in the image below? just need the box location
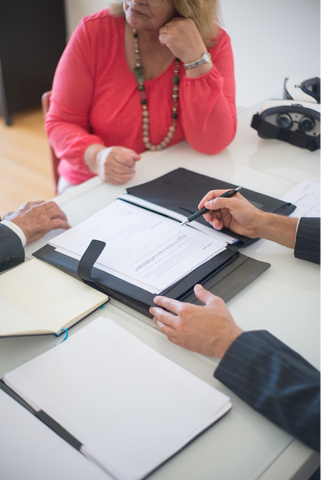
[281,180,320,218]
[4,316,231,480]
[0,390,111,480]
[120,194,238,243]
[50,200,227,294]
[0,259,107,336]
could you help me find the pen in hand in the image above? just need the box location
[180,187,242,226]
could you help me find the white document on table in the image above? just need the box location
[281,180,320,218]
[0,390,110,480]
[120,194,239,244]
[50,199,227,294]
[4,317,231,480]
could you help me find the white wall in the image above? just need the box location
[64,0,109,34]
[220,0,320,107]
[64,0,320,107]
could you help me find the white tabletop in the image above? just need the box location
[1,106,320,480]
[228,107,320,184]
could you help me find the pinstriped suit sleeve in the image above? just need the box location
[294,217,320,264]
[0,223,25,272]
[214,331,320,451]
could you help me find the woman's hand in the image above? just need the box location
[85,144,140,185]
[159,18,212,77]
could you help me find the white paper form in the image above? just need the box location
[281,180,320,218]
[120,194,239,244]
[50,200,227,294]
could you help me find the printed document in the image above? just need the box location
[50,200,227,294]
[281,180,320,218]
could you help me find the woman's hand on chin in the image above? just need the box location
[159,17,208,65]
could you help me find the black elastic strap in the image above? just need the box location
[77,240,106,282]
[301,77,320,103]
[0,381,82,451]
[251,114,320,152]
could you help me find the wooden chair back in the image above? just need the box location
[42,91,60,194]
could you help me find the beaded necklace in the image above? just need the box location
[132,28,180,151]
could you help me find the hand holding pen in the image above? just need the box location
[180,187,242,226]
[193,187,269,239]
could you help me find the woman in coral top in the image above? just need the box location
[46,0,236,193]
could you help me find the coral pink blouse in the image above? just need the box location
[46,9,236,185]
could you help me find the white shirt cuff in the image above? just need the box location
[294,217,301,250]
[1,221,27,247]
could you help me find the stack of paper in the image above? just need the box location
[50,199,227,294]
[4,316,232,480]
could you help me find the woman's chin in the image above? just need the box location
[125,10,155,32]
[127,17,146,29]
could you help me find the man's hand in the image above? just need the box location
[3,201,70,244]
[150,284,243,358]
[85,144,140,185]
[198,190,263,238]
[199,189,298,248]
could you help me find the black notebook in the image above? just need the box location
[33,169,296,318]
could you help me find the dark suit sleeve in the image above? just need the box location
[294,217,320,264]
[214,331,320,452]
[0,224,25,272]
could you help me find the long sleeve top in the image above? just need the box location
[215,217,320,451]
[45,9,236,185]
[0,224,25,272]
[215,331,320,452]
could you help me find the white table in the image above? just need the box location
[1,106,320,480]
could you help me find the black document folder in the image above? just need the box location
[33,169,296,318]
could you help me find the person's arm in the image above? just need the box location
[199,190,299,248]
[180,29,236,155]
[46,17,140,185]
[294,217,320,264]
[0,223,25,272]
[159,20,236,155]
[150,285,320,452]
[45,19,105,172]
[214,330,320,452]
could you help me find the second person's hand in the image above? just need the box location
[85,144,141,185]
[3,201,71,244]
[95,146,141,185]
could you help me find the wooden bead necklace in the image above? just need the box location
[133,28,180,151]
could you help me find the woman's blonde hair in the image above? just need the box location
[109,0,220,47]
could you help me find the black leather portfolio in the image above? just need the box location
[33,169,296,318]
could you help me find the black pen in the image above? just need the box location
[180,186,242,226]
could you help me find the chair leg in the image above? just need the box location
[5,115,13,126]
